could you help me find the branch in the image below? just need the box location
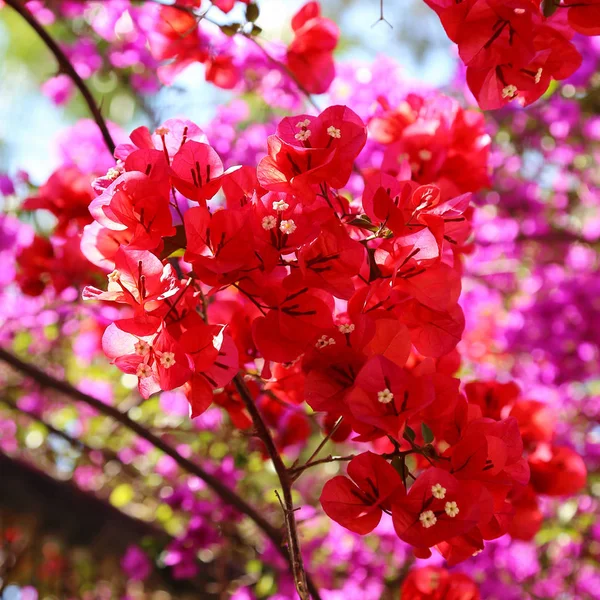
[0,348,306,581]
[289,454,356,476]
[5,0,116,155]
[233,374,319,600]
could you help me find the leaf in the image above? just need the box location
[421,422,434,444]
[403,426,416,443]
[246,3,259,22]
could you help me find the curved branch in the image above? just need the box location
[233,374,319,600]
[5,0,116,155]
[0,348,301,575]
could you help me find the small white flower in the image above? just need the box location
[502,85,518,99]
[431,483,447,500]
[107,269,121,282]
[327,126,341,138]
[106,167,122,180]
[159,351,176,369]
[514,7,525,13]
[154,126,170,136]
[296,119,311,128]
[134,340,151,357]
[535,68,543,84]
[377,388,394,404]
[419,510,437,528]
[445,501,460,518]
[295,129,312,142]
[272,199,289,212]
[262,215,277,230]
[136,363,152,378]
[419,149,432,161]
[315,335,336,349]
[279,219,297,235]
[338,323,355,334]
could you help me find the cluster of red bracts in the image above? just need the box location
[423,0,599,110]
[21,102,572,563]
[399,566,481,600]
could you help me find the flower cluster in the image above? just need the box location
[422,0,600,109]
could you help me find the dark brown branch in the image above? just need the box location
[5,0,116,155]
[0,348,303,576]
[233,374,319,600]
[289,454,356,476]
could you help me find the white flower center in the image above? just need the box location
[445,501,459,517]
[327,126,341,138]
[106,167,121,180]
[431,483,447,499]
[514,7,525,13]
[295,129,312,142]
[279,220,297,235]
[159,352,176,368]
[502,85,518,99]
[136,363,152,378]
[262,215,277,230]
[296,119,311,128]
[338,323,355,334]
[377,388,394,404]
[419,149,432,161]
[134,340,150,357]
[315,335,336,349]
[419,510,437,528]
[154,126,170,136]
[272,200,289,212]
[107,269,121,282]
[535,68,543,84]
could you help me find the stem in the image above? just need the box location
[0,347,308,585]
[233,374,319,600]
[291,416,343,477]
[5,0,116,156]
[289,454,356,475]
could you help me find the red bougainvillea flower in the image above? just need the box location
[82,247,180,315]
[257,105,367,198]
[464,380,521,421]
[400,566,481,600]
[286,1,340,94]
[22,167,94,236]
[391,468,485,553]
[529,444,587,496]
[320,451,405,534]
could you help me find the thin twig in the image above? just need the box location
[5,0,116,155]
[233,374,319,600]
[289,454,356,476]
[290,416,343,477]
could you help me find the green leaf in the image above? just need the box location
[250,24,263,36]
[421,423,434,444]
[403,426,416,443]
[246,3,259,22]
[220,24,240,37]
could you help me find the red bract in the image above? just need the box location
[320,452,404,534]
[529,444,587,496]
[257,105,367,198]
[400,567,480,600]
[347,355,434,441]
[286,2,339,94]
[22,167,94,235]
[564,0,600,35]
[82,247,180,315]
